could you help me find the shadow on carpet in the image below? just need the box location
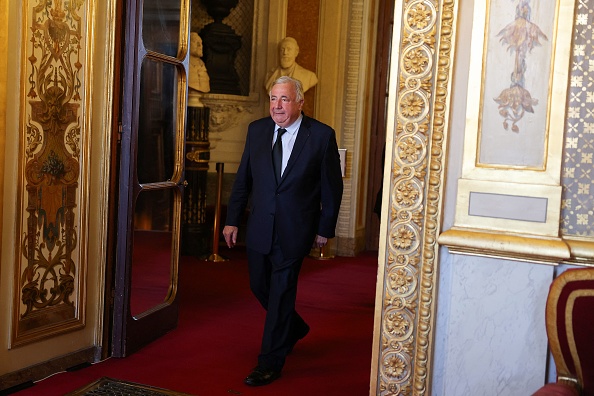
[66,378,194,396]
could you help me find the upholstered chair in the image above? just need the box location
[532,267,594,396]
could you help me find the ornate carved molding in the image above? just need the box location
[372,1,456,394]
[202,102,255,134]
[197,93,257,149]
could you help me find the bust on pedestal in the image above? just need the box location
[189,32,210,107]
[265,37,318,93]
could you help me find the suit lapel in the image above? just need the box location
[281,116,311,183]
[264,122,277,184]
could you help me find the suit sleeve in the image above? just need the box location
[225,129,253,227]
[317,130,343,238]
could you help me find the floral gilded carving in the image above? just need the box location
[389,268,416,295]
[398,137,425,163]
[392,225,417,251]
[374,0,454,394]
[395,181,421,208]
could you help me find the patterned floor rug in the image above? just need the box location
[66,378,193,396]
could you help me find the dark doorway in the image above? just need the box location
[366,0,395,250]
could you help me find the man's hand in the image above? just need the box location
[223,225,238,248]
[312,235,328,248]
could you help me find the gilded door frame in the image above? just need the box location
[370,1,457,394]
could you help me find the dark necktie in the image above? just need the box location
[272,128,286,183]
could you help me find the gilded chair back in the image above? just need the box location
[546,267,594,395]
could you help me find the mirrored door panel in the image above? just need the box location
[137,58,178,184]
[130,189,177,318]
[142,0,182,57]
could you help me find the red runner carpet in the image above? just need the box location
[13,248,378,396]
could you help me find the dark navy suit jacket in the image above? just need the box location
[226,115,343,258]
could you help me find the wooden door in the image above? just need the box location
[111,0,190,357]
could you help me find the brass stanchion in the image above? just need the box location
[310,239,336,260]
[313,246,334,260]
[205,162,228,262]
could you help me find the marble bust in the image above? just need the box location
[264,37,318,93]
[189,32,210,93]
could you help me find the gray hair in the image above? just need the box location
[269,76,304,102]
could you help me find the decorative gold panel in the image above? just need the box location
[438,0,576,263]
[371,1,456,394]
[12,0,89,346]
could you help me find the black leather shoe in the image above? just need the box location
[244,366,281,386]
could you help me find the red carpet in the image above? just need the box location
[12,248,378,396]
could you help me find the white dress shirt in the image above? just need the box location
[273,115,303,176]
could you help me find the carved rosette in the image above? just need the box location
[377,0,454,394]
[14,0,86,345]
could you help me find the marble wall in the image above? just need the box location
[432,252,553,395]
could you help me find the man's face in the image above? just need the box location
[279,41,298,69]
[190,35,203,58]
[269,83,303,127]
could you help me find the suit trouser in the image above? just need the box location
[247,237,309,371]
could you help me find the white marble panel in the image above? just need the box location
[432,252,554,395]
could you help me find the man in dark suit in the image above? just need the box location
[223,76,343,386]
